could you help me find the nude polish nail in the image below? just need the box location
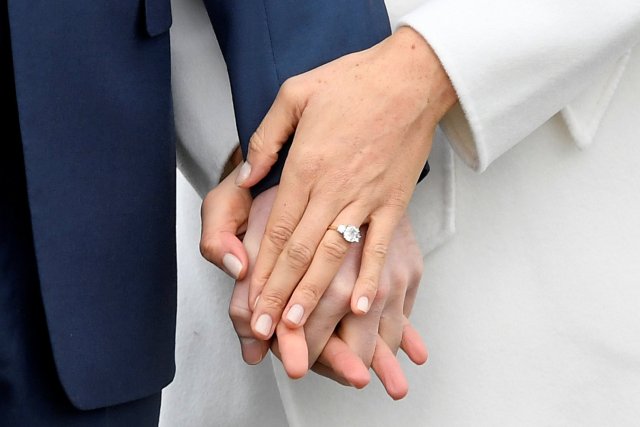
[286,304,304,325]
[255,314,272,337]
[235,161,252,186]
[222,253,242,279]
[356,296,370,313]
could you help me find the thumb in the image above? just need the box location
[200,166,253,279]
[235,78,305,188]
[201,231,249,280]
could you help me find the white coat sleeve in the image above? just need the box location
[397,0,640,171]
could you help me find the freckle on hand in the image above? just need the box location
[411,44,416,50]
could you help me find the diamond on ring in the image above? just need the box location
[336,224,362,243]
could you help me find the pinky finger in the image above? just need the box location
[371,335,409,400]
[351,210,401,314]
[400,317,429,365]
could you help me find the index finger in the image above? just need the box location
[248,174,308,308]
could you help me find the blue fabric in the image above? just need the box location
[202,0,404,196]
[6,0,396,412]
[1,5,161,424]
[8,0,177,410]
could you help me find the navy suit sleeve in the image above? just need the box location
[202,0,428,196]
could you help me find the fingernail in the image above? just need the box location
[235,161,252,186]
[286,304,304,325]
[255,313,272,337]
[356,296,370,313]
[222,253,243,279]
[240,338,264,365]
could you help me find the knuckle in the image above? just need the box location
[250,274,267,292]
[266,219,296,249]
[384,186,410,209]
[249,128,277,161]
[323,284,352,311]
[320,239,348,262]
[322,166,352,186]
[295,284,322,306]
[366,242,388,261]
[389,270,409,288]
[358,276,379,298]
[228,303,251,325]
[201,188,221,208]
[279,77,301,101]
[260,291,289,311]
[403,251,424,285]
[374,281,390,302]
[199,236,219,262]
[286,242,314,270]
[293,156,323,182]
[248,129,265,153]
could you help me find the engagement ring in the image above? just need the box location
[329,224,362,243]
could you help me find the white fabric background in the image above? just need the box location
[160,0,287,425]
[160,171,288,427]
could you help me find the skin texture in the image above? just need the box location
[235,26,458,341]
[200,166,428,399]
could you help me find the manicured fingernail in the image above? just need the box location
[235,161,252,186]
[255,314,272,336]
[356,296,370,313]
[286,304,304,325]
[240,338,264,365]
[222,253,243,279]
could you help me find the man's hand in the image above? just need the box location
[236,27,457,340]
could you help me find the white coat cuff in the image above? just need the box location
[397,1,640,172]
[397,5,495,172]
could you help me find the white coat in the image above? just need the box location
[161,0,640,425]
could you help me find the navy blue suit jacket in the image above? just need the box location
[8,0,391,410]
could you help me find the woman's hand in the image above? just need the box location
[200,178,428,398]
[200,163,252,281]
[237,27,456,339]
[202,180,427,397]
[298,213,427,399]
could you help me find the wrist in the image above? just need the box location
[386,26,458,124]
[220,145,243,182]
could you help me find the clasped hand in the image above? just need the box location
[200,26,456,397]
[201,167,426,398]
[235,27,455,339]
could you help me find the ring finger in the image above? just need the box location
[251,204,368,338]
